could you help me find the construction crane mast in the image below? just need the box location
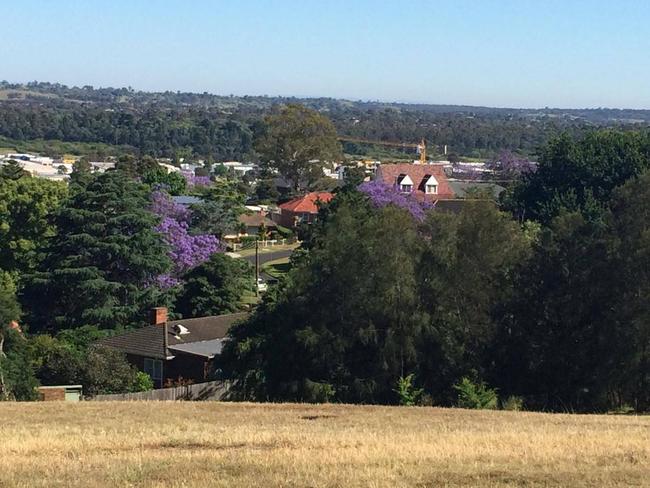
[339,136,429,164]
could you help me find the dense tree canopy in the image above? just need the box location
[22,171,171,331]
[505,131,650,223]
[0,177,67,274]
[255,104,342,191]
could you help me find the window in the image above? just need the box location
[425,175,439,195]
[397,174,413,193]
[144,358,163,387]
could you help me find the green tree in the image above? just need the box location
[0,160,29,181]
[142,166,187,195]
[255,104,342,192]
[0,277,38,401]
[505,131,650,224]
[115,155,160,178]
[222,194,428,403]
[0,177,67,274]
[22,171,171,332]
[190,179,247,237]
[417,202,530,403]
[174,254,254,318]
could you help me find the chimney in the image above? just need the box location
[151,307,168,326]
[151,307,169,355]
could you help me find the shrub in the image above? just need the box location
[132,371,154,392]
[453,377,498,409]
[275,225,294,238]
[502,395,524,411]
[394,374,424,406]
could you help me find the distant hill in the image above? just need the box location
[1,80,649,160]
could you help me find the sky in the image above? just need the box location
[3,0,650,109]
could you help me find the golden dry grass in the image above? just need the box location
[0,402,648,487]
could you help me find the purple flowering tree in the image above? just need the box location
[358,180,434,221]
[150,190,222,288]
[181,171,213,189]
[490,150,537,177]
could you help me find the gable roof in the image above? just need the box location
[375,164,455,200]
[279,192,333,214]
[239,213,277,228]
[98,313,249,360]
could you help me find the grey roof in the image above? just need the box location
[448,181,505,199]
[168,338,226,358]
[98,313,248,360]
[172,195,203,206]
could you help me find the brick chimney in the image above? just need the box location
[151,307,168,326]
[151,307,169,355]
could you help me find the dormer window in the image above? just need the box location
[424,174,439,195]
[397,174,413,193]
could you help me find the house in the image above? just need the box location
[274,192,333,228]
[98,308,248,388]
[374,163,455,201]
[239,213,277,235]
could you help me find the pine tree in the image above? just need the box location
[23,171,171,331]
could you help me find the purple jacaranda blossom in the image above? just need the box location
[358,180,435,221]
[489,150,537,176]
[151,190,191,223]
[181,171,212,188]
[150,190,222,288]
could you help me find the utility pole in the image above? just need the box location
[255,238,260,298]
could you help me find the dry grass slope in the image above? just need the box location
[0,402,648,487]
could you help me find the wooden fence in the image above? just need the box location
[91,380,230,401]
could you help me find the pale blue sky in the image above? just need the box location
[3,0,650,108]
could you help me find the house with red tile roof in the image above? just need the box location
[374,163,455,201]
[275,192,333,228]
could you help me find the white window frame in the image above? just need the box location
[426,184,438,194]
[400,184,413,193]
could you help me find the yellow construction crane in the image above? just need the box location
[338,136,428,164]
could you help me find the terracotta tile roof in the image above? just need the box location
[98,313,249,360]
[375,163,455,200]
[279,192,333,214]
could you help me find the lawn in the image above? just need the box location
[235,243,298,258]
[0,402,648,487]
[262,257,291,280]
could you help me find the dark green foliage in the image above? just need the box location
[0,177,67,274]
[28,330,152,396]
[255,104,342,191]
[222,196,429,403]
[175,254,254,318]
[115,155,160,177]
[190,180,247,237]
[142,167,187,195]
[0,279,38,401]
[417,202,530,403]
[505,131,650,223]
[251,178,279,203]
[0,160,29,180]
[453,377,498,409]
[22,171,171,331]
[0,329,38,401]
[394,373,424,406]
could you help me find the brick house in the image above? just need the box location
[374,163,455,201]
[98,308,248,388]
[274,192,333,228]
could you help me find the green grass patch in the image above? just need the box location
[262,257,291,280]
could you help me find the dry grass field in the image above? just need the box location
[0,402,648,487]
